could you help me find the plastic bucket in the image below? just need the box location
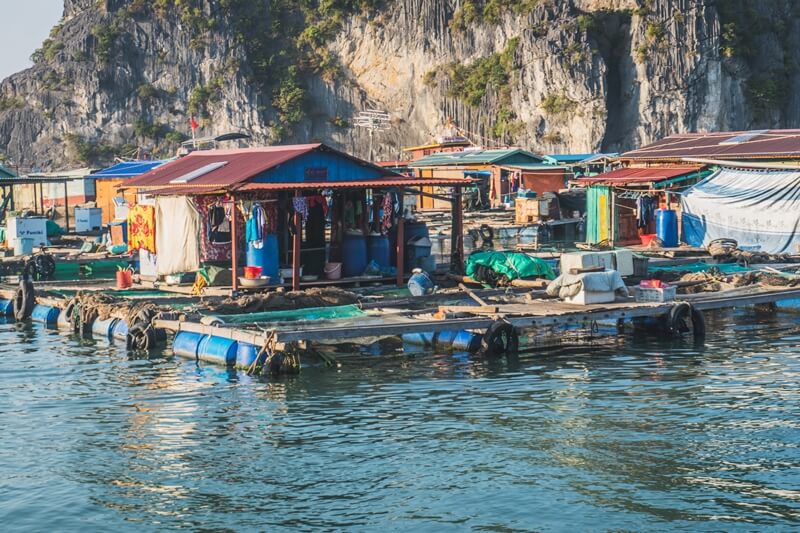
[0,299,12,316]
[92,317,119,339]
[324,262,342,280]
[244,266,263,279]
[116,270,132,289]
[172,331,206,358]
[197,335,238,366]
[640,233,657,246]
[408,271,434,296]
[31,305,60,324]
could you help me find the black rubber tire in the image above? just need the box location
[479,224,494,248]
[667,303,692,336]
[690,306,706,337]
[33,254,56,280]
[126,323,155,351]
[13,280,34,321]
[481,320,519,356]
[667,303,705,337]
[63,299,77,324]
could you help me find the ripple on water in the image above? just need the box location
[0,312,799,530]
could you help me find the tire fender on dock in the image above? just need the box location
[481,320,519,356]
[13,280,34,321]
[666,303,705,337]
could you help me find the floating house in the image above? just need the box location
[544,153,618,178]
[576,129,800,247]
[123,143,470,291]
[573,166,710,245]
[410,148,568,209]
[91,160,168,224]
[403,136,473,161]
[620,129,800,164]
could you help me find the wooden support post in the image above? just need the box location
[33,182,38,215]
[292,189,301,291]
[451,185,464,274]
[396,188,405,287]
[39,182,44,215]
[63,180,70,232]
[230,195,239,293]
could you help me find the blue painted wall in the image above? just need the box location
[250,150,384,183]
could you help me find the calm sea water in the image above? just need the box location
[1,309,799,532]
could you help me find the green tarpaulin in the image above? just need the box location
[465,251,556,281]
[213,304,367,324]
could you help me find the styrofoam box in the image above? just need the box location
[564,290,616,305]
[75,207,103,232]
[6,217,48,247]
[612,249,634,277]
[560,251,615,273]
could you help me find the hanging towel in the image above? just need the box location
[127,204,156,253]
[292,197,309,222]
[155,197,201,275]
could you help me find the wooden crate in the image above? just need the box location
[515,197,549,224]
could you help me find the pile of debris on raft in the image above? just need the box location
[707,238,800,265]
[652,267,800,294]
[205,287,360,314]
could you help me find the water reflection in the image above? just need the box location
[1,309,799,530]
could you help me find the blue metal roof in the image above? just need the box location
[0,164,17,179]
[92,160,170,179]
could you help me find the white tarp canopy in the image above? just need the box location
[155,196,201,275]
[681,167,800,254]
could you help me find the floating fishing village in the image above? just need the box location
[1,127,799,374]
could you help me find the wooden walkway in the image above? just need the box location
[153,285,800,347]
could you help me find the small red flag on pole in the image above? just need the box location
[190,116,199,148]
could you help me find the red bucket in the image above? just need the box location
[244,266,263,279]
[640,234,657,246]
[116,270,132,289]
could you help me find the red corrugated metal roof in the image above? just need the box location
[622,130,800,161]
[124,143,401,190]
[125,144,321,188]
[573,166,703,186]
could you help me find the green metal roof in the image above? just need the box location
[409,148,545,167]
[501,162,567,171]
[0,164,17,179]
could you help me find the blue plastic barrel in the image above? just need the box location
[0,299,12,316]
[402,330,481,352]
[342,232,368,277]
[368,234,391,268]
[92,317,119,339]
[31,305,60,324]
[246,234,280,281]
[198,335,238,366]
[112,320,129,340]
[236,342,262,368]
[173,331,206,358]
[656,209,679,248]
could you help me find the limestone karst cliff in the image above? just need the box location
[0,0,797,170]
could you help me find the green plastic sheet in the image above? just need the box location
[465,251,556,281]
[214,304,367,324]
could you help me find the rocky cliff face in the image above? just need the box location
[0,0,797,170]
